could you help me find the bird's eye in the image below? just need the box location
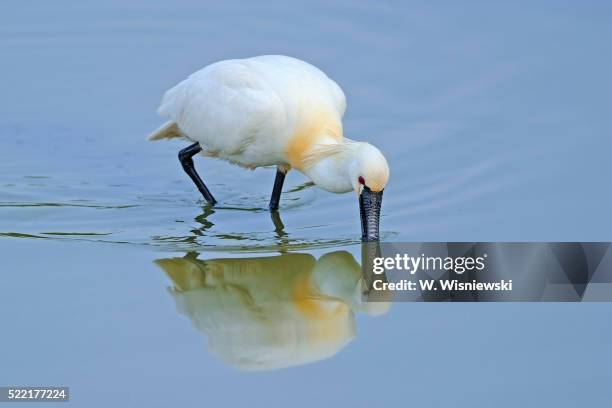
[358,176,365,185]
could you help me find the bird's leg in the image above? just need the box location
[178,142,217,204]
[270,210,286,236]
[269,165,288,211]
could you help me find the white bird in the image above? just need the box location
[149,55,389,240]
[155,248,390,371]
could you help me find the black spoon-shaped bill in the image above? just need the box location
[359,186,383,241]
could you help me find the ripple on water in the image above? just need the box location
[0,173,371,253]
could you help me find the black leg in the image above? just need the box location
[178,142,217,204]
[269,166,286,211]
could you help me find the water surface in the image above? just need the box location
[1,1,612,406]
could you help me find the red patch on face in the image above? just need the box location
[358,176,365,185]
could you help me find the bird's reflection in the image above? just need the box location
[154,244,390,371]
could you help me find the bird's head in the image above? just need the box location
[348,143,389,241]
[302,141,389,241]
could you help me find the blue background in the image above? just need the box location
[1,1,611,407]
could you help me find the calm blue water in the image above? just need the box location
[1,1,611,406]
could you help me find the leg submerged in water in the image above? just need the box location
[178,142,217,204]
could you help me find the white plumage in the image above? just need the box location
[155,250,390,370]
[150,55,389,240]
[153,55,346,169]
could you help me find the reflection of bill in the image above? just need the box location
[155,249,391,371]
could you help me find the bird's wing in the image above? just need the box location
[158,60,287,155]
[248,55,347,118]
[326,75,346,118]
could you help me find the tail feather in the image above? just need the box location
[148,121,182,141]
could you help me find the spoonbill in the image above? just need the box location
[155,247,390,370]
[149,55,389,241]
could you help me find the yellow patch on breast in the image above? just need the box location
[286,108,343,170]
[292,275,350,341]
